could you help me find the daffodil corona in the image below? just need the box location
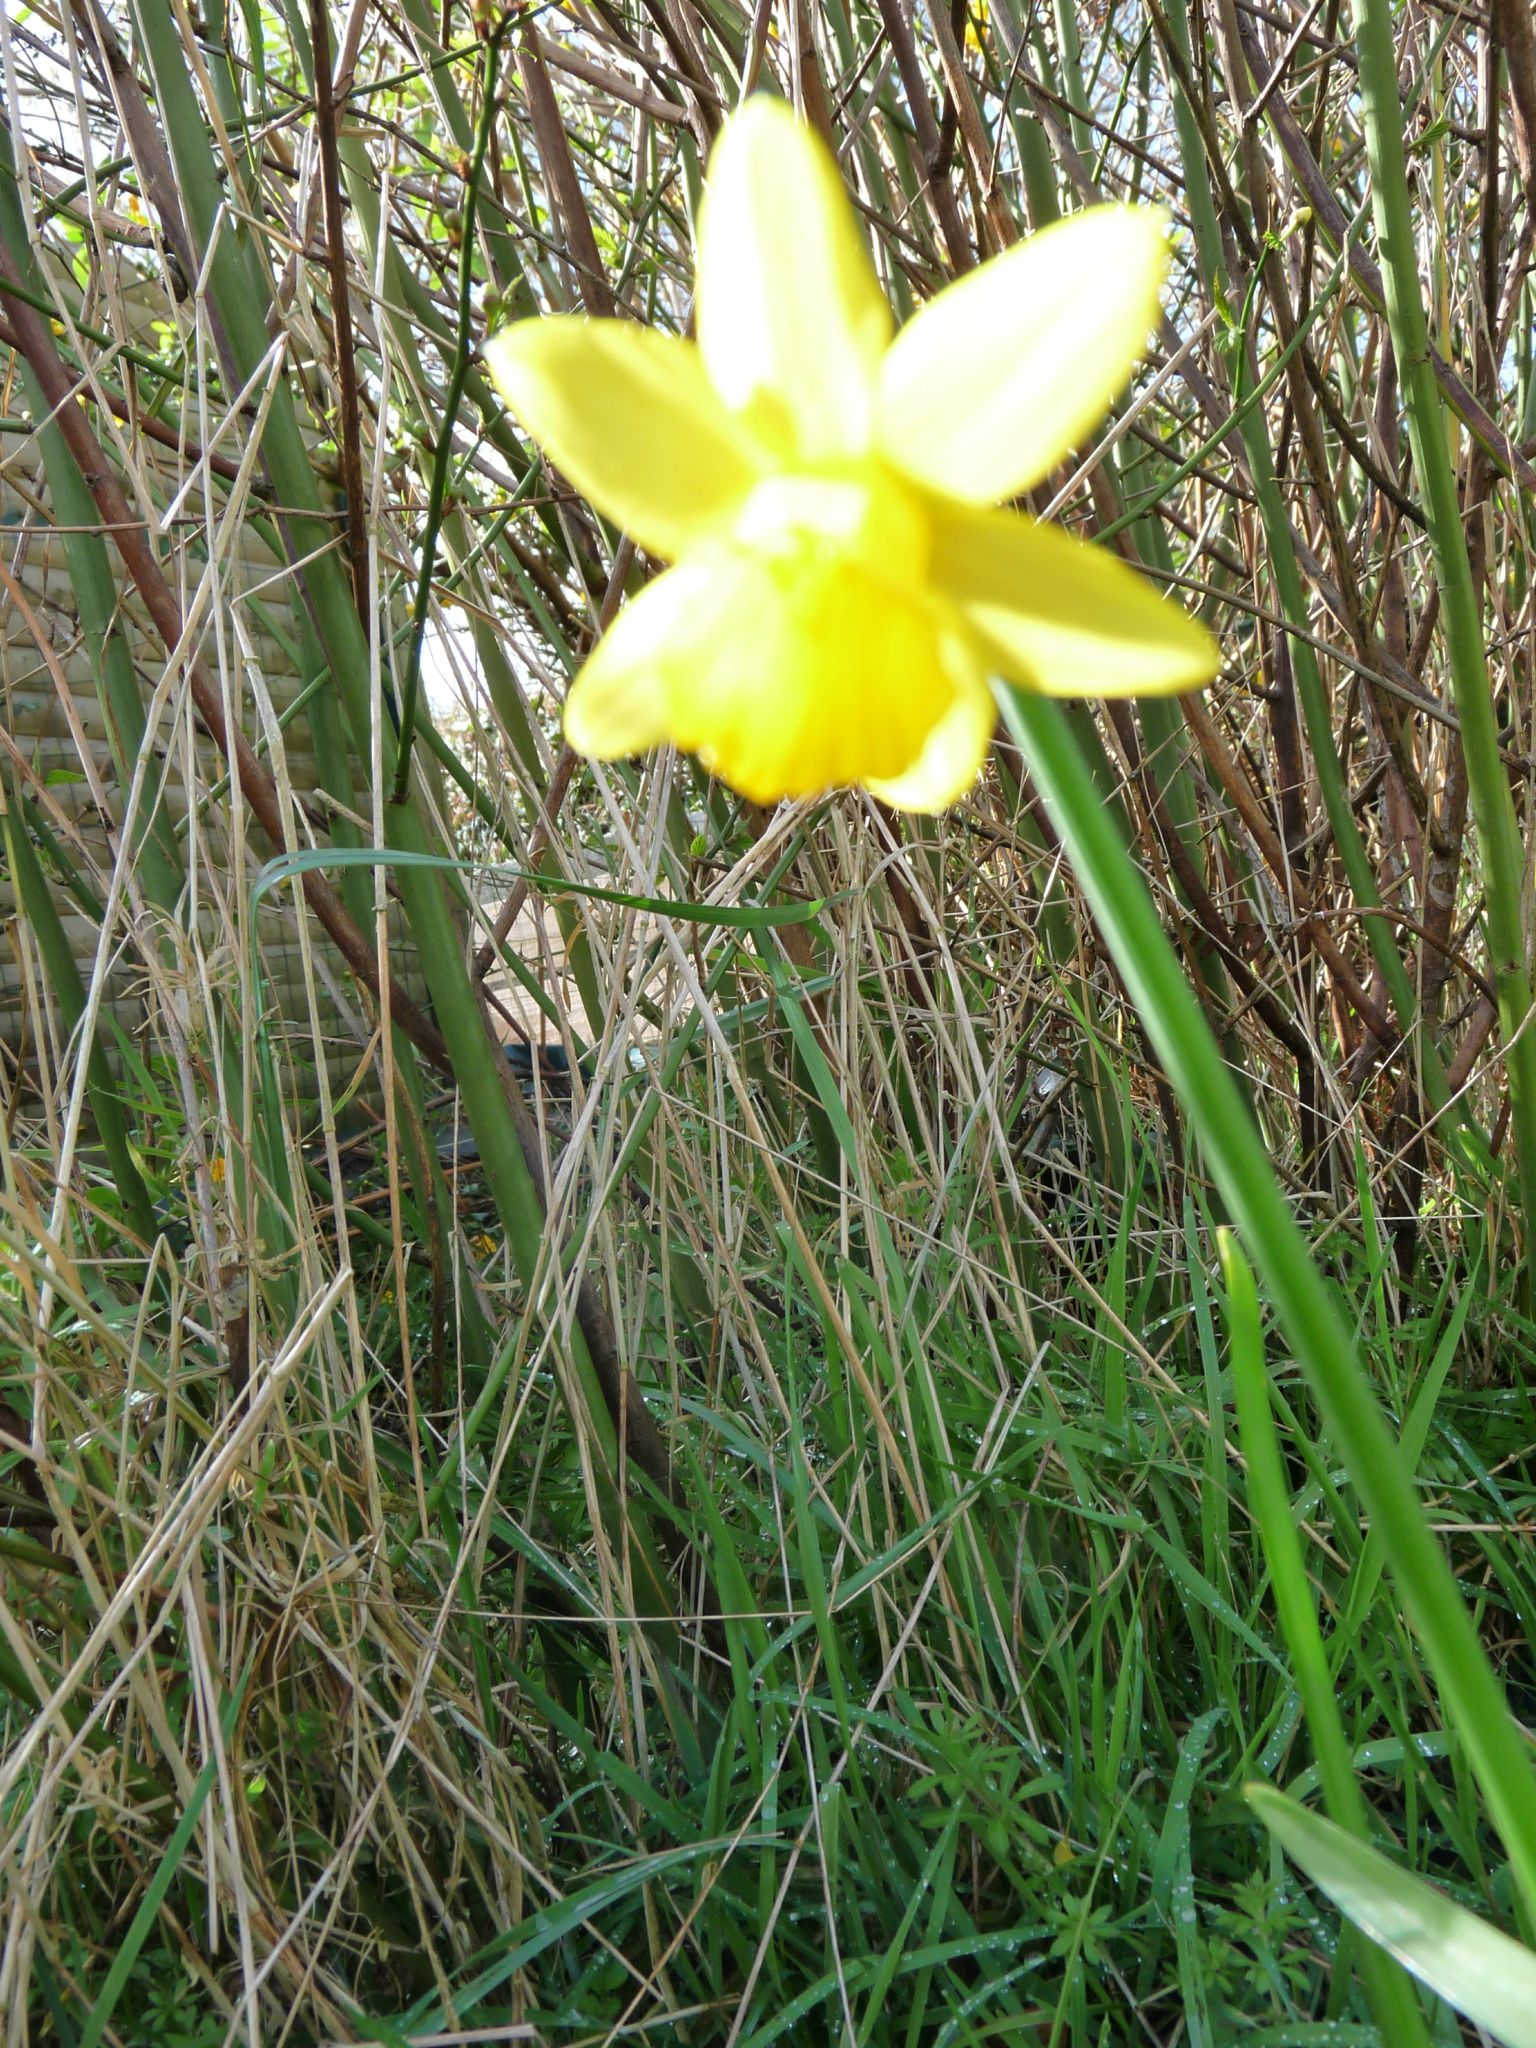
[486,97,1219,811]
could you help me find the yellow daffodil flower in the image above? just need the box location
[485,96,1218,811]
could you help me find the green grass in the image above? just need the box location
[337,1092,1532,2043]
[4,0,1536,2037]
[3,914,1533,2041]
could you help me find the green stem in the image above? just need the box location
[1221,1233,1432,2043]
[0,799,157,1243]
[1158,0,1449,1102]
[392,18,512,806]
[1001,686,1536,1920]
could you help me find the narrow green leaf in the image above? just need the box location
[1249,1782,1536,2046]
[253,844,827,929]
[78,1668,250,2048]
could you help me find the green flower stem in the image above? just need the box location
[1000,686,1536,1919]
[1221,1233,1432,2043]
[1351,0,1536,1281]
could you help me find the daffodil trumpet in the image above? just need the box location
[486,96,1218,812]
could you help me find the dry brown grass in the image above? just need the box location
[0,0,1531,2038]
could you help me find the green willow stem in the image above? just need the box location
[1154,0,1463,1137]
[392,16,512,806]
[1000,686,1536,1919]
[1351,0,1536,1281]
[1097,249,1347,546]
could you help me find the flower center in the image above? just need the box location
[730,464,929,586]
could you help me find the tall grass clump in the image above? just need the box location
[1,0,1534,2041]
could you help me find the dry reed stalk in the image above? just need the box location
[0,0,1532,2033]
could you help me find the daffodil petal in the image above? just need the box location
[697,96,891,461]
[692,556,958,800]
[932,505,1220,696]
[485,320,762,559]
[563,567,698,759]
[877,207,1169,503]
[866,667,996,812]
[681,553,981,803]
[567,544,977,805]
